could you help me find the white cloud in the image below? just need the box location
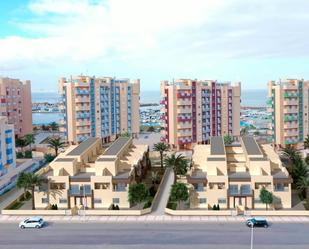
[0,0,309,89]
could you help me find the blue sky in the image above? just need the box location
[0,0,309,92]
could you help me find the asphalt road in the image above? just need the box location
[0,222,309,249]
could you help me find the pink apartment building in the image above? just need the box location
[59,76,140,144]
[0,77,32,137]
[160,79,241,150]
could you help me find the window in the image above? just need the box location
[240,185,251,195]
[70,185,80,195]
[59,198,67,204]
[229,185,238,195]
[218,198,226,204]
[199,198,207,204]
[94,198,102,204]
[112,198,120,204]
[195,183,205,192]
[274,183,286,192]
[41,198,48,204]
[95,183,110,190]
[254,198,262,203]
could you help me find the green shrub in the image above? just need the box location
[19,191,32,202]
[7,201,24,210]
[24,150,33,158]
[51,204,58,210]
[167,201,177,210]
[143,197,154,209]
[304,199,309,210]
[44,153,56,162]
[16,152,24,159]
[149,186,156,197]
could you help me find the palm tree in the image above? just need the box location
[164,153,189,184]
[49,122,59,133]
[281,146,301,165]
[304,134,309,149]
[240,127,249,136]
[153,142,169,168]
[47,137,65,156]
[16,172,43,210]
[15,137,27,153]
[24,134,35,151]
[296,176,309,199]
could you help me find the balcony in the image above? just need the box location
[75,96,90,103]
[76,120,91,126]
[284,107,298,114]
[284,122,298,129]
[283,99,298,106]
[178,107,192,114]
[228,185,252,196]
[177,99,192,106]
[284,115,298,122]
[178,138,192,145]
[284,92,298,98]
[76,105,90,111]
[177,122,192,129]
[177,116,192,122]
[177,92,191,98]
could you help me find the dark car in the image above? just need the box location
[246,218,269,228]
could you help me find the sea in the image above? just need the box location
[32,89,268,125]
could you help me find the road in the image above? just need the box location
[0,222,309,249]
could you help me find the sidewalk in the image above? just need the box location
[0,188,23,210]
[152,168,174,215]
[1,214,309,223]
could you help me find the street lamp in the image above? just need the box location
[82,184,86,222]
[250,223,254,249]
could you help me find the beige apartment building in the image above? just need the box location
[268,79,309,149]
[188,136,292,210]
[0,77,32,137]
[59,76,140,144]
[34,137,150,209]
[160,79,241,150]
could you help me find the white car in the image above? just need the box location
[19,217,45,229]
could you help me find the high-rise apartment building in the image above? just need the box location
[160,79,241,149]
[59,76,140,144]
[0,116,16,177]
[267,79,309,149]
[0,77,32,137]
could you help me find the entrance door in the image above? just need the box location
[75,197,87,207]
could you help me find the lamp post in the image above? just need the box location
[82,184,86,222]
[250,223,254,249]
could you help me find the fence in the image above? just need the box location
[1,209,72,215]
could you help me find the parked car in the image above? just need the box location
[19,217,45,229]
[246,217,269,228]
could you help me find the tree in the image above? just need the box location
[47,137,65,156]
[16,172,43,210]
[44,153,56,163]
[164,154,189,183]
[170,183,189,209]
[223,135,233,145]
[304,134,309,149]
[151,171,160,185]
[128,183,150,207]
[24,134,35,151]
[153,142,169,168]
[305,155,309,166]
[240,127,249,136]
[121,132,130,138]
[259,187,273,210]
[148,126,155,132]
[282,146,301,165]
[296,176,309,199]
[49,122,59,132]
[291,160,309,185]
[15,137,27,153]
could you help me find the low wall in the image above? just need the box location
[1,210,71,216]
[165,208,234,216]
[78,208,151,216]
[245,210,309,216]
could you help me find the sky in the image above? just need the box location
[0,0,309,92]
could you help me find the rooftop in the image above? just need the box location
[242,136,262,156]
[210,136,225,155]
[104,137,131,156]
[67,138,99,156]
